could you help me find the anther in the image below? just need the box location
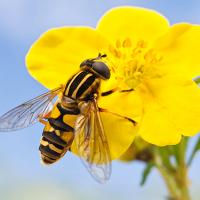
[123,38,132,48]
[116,39,121,48]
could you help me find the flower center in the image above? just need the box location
[106,38,163,89]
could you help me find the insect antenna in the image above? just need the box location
[91,53,107,61]
[98,53,107,58]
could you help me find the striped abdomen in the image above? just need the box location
[40,69,100,164]
[39,103,79,164]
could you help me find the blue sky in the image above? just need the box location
[1,0,200,200]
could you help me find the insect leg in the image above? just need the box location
[101,88,119,96]
[38,111,52,125]
[39,118,48,125]
[98,107,137,126]
[43,111,52,119]
[101,88,134,96]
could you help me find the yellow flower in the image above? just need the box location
[26,6,200,156]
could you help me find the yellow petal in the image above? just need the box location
[70,91,142,160]
[137,76,200,146]
[97,6,169,45]
[155,23,200,79]
[26,27,110,89]
[98,91,142,159]
[101,112,138,160]
[70,112,138,161]
[98,90,142,122]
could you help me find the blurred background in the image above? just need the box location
[0,0,200,199]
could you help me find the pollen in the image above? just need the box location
[107,38,163,89]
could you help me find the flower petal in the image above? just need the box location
[70,112,138,160]
[26,27,110,89]
[97,91,142,159]
[98,90,142,122]
[155,23,200,79]
[137,76,200,146]
[97,6,169,45]
[100,112,138,160]
[69,91,142,160]
[70,91,142,160]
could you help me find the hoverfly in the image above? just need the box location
[0,53,136,183]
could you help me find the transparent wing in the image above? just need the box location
[0,87,62,132]
[74,99,111,183]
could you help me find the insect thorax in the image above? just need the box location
[63,70,101,102]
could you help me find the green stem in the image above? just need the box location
[176,139,190,200]
[153,141,191,200]
[154,148,179,198]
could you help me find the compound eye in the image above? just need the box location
[92,62,110,79]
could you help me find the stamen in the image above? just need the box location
[109,45,122,58]
[137,40,147,48]
[107,38,163,89]
[116,39,121,49]
[123,38,132,48]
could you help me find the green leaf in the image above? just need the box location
[187,136,200,166]
[140,162,154,186]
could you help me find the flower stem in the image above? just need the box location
[153,140,191,200]
[175,139,190,200]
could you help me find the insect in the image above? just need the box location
[0,53,136,183]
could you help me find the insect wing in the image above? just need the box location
[0,87,62,132]
[74,99,111,183]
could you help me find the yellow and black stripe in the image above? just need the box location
[64,70,100,100]
[39,103,77,164]
[40,69,101,164]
